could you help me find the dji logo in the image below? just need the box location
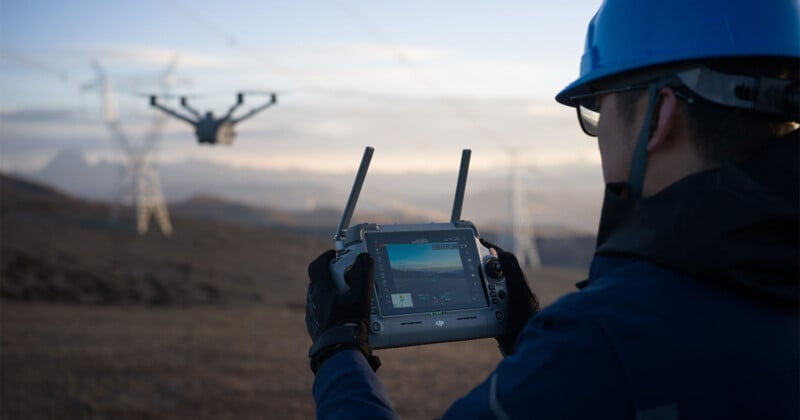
[435,320,445,327]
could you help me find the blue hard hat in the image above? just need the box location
[556,0,800,106]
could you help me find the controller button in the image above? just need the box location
[498,290,506,299]
[485,257,503,279]
[495,311,504,321]
[492,298,499,305]
[371,321,383,334]
[490,291,497,297]
[488,284,496,291]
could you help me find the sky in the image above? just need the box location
[0,0,605,176]
[385,243,462,272]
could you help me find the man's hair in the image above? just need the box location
[617,57,799,163]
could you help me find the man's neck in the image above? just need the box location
[642,136,716,198]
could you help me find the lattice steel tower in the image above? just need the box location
[508,156,542,269]
[82,60,174,235]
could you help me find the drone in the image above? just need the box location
[149,92,277,145]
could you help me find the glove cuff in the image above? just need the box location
[309,322,380,374]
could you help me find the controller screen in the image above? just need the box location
[365,229,488,316]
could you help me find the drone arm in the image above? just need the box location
[231,94,277,124]
[180,97,203,119]
[223,93,245,120]
[150,96,196,125]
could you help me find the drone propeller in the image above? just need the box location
[238,89,293,96]
[134,92,205,100]
[137,89,290,101]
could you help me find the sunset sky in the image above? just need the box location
[1,0,604,176]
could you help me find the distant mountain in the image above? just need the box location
[167,193,596,269]
[0,172,331,305]
[23,148,604,234]
[170,194,338,234]
[0,173,594,307]
[0,172,591,311]
[0,168,107,220]
[29,148,118,202]
[169,193,454,238]
[24,149,350,211]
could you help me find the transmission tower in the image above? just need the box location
[508,155,542,269]
[108,119,173,235]
[82,60,174,236]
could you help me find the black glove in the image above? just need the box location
[306,250,381,374]
[480,238,540,356]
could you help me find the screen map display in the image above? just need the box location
[365,229,488,316]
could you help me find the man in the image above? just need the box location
[305,0,800,418]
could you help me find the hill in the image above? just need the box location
[1,173,590,304]
[0,173,588,419]
[24,148,604,233]
[0,173,329,305]
[169,194,596,269]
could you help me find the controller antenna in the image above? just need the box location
[335,146,374,251]
[450,149,471,222]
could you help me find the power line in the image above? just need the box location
[0,46,71,84]
[332,0,513,149]
[155,0,518,151]
[156,0,331,94]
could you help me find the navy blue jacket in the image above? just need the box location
[313,134,800,419]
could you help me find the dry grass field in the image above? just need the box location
[0,174,586,419]
[1,268,580,420]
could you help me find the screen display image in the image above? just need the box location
[385,242,464,308]
[366,230,488,316]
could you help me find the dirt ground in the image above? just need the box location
[0,303,498,420]
[0,174,586,419]
[1,265,581,420]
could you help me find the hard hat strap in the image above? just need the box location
[627,82,664,200]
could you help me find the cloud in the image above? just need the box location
[0,107,80,123]
[333,42,448,62]
[158,95,600,173]
[253,41,569,101]
[0,91,600,178]
[74,43,221,69]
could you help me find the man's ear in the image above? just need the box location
[647,86,679,152]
